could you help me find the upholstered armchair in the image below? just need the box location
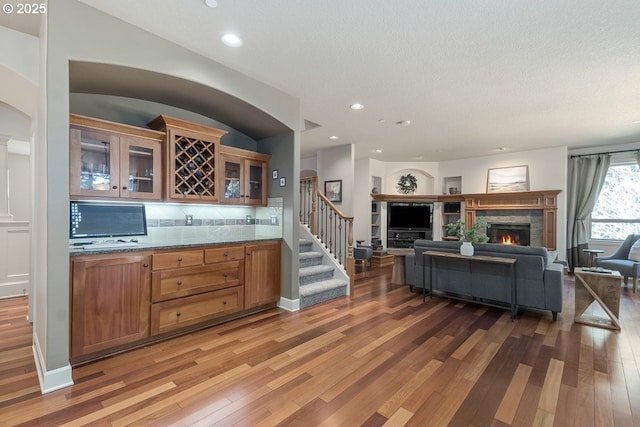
[353,244,373,271]
[595,233,640,292]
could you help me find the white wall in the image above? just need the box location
[352,147,568,252]
[9,152,31,221]
[440,146,568,257]
[317,144,354,215]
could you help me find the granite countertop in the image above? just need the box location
[69,235,281,256]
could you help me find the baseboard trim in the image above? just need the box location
[278,297,300,312]
[32,333,74,394]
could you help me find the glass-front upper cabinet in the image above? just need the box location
[69,114,164,200]
[219,150,269,206]
[221,155,243,204]
[246,159,267,205]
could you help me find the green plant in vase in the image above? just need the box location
[455,216,490,243]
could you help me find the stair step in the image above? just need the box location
[300,278,348,297]
[299,251,323,267]
[300,278,348,308]
[299,264,335,285]
[299,239,313,253]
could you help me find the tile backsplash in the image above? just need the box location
[143,197,283,244]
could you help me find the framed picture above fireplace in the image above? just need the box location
[486,165,529,192]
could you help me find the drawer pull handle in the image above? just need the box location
[143,263,149,268]
[112,185,118,190]
[176,312,181,317]
[223,273,228,278]
[223,300,227,305]
[177,281,182,286]
[178,257,183,262]
[224,252,228,256]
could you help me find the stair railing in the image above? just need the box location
[300,176,355,293]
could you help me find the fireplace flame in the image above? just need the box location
[501,235,516,245]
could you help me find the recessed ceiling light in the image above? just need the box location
[204,0,218,8]
[375,149,383,153]
[378,119,386,123]
[633,120,640,124]
[329,135,339,140]
[222,33,243,47]
[395,120,411,126]
[350,103,364,110]
[415,156,424,160]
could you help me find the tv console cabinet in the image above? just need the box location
[387,230,431,248]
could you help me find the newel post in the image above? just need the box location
[347,218,354,295]
[310,176,317,236]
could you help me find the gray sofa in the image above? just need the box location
[405,240,564,320]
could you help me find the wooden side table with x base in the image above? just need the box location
[574,268,622,331]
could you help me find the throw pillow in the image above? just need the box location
[629,239,640,262]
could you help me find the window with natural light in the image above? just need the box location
[591,162,640,240]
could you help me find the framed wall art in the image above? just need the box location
[486,165,529,192]
[324,179,342,203]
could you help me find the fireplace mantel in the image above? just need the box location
[464,190,561,250]
[371,190,561,250]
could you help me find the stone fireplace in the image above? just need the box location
[489,223,531,246]
[462,190,560,250]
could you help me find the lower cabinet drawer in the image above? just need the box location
[151,261,244,302]
[150,286,244,335]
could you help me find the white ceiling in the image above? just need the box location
[9,1,640,161]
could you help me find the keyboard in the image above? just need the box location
[79,241,139,250]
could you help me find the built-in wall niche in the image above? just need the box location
[387,169,434,195]
[442,176,462,195]
[370,176,382,247]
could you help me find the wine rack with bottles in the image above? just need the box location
[148,115,228,202]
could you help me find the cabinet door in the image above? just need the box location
[167,128,218,202]
[69,126,120,198]
[71,253,151,359]
[244,241,281,309]
[119,136,163,200]
[244,159,268,205]
[220,154,244,204]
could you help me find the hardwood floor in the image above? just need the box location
[1,266,640,426]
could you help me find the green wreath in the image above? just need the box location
[397,173,417,194]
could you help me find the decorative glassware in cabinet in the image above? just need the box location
[224,159,242,200]
[81,136,113,192]
[125,144,154,194]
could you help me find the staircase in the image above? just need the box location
[299,238,349,309]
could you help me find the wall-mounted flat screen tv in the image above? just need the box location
[388,202,432,230]
[69,201,147,239]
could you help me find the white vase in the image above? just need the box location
[460,241,474,256]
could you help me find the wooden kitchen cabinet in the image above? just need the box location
[150,245,245,335]
[70,241,280,364]
[151,286,244,335]
[69,114,164,200]
[219,147,270,206]
[70,252,152,360]
[244,241,281,309]
[148,115,227,202]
